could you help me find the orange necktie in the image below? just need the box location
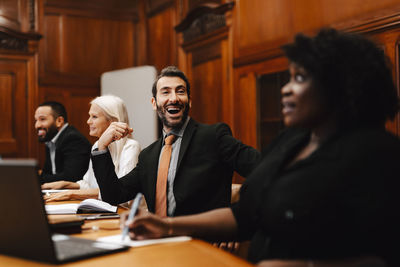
[155,134,176,217]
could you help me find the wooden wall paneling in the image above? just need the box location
[180,30,231,125]
[0,0,20,31]
[44,0,138,21]
[231,71,257,184]
[0,0,31,31]
[0,68,17,155]
[220,37,233,127]
[234,72,258,149]
[146,6,178,71]
[0,0,41,160]
[233,0,400,67]
[189,42,223,124]
[222,2,234,128]
[40,13,135,88]
[175,2,234,125]
[0,54,38,158]
[36,0,139,164]
[135,0,149,66]
[26,53,40,159]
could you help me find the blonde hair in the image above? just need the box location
[90,95,132,173]
[91,95,130,125]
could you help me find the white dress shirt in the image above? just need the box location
[77,138,140,189]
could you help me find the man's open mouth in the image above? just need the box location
[166,106,182,114]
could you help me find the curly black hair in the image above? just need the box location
[282,28,399,128]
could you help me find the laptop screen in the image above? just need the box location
[0,159,57,262]
[0,159,128,263]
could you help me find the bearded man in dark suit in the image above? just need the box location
[92,66,260,216]
[34,101,91,184]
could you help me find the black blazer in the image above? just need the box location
[41,125,91,183]
[92,118,261,216]
[232,127,400,264]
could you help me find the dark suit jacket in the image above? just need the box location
[92,118,261,216]
[232,127,400,265]
[41,125,91,183]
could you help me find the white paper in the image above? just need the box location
[45,203,78,214]
[97,235,192,247]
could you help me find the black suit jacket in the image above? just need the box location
[41,125,91,183]
[92,118,261,216]
[232,127,400,264]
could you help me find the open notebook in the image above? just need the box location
[0,159,128,263]
[45,199,118,214]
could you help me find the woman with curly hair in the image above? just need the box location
[123,28,400,266]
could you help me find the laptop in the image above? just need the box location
[0,159,128,263]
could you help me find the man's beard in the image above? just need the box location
[156,102,190,131]
[38,124,59,143]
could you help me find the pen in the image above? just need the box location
[121,192,143,241]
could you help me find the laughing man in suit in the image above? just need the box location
[34,101,91,184]
[92,66,261,216]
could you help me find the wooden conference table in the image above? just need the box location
[0,201,254,267]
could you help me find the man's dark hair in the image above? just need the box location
[282,28,399,128]
[152,66,191,99]
[39,101,68,122]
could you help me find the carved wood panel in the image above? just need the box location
[0,58,28,157]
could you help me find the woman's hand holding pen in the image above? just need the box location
[98,122,133,151]
[120,210,173,240]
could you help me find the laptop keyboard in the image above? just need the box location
[53,234,120,261]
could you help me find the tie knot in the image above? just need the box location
[164,134,176,145]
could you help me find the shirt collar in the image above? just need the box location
[162,116,190,140]
[50,123,68,144]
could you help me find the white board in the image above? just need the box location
[101,66,158,149]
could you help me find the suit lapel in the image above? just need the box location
[177,118,197,170]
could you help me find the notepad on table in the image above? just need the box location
[45,199,117,214]
[97,235,192,247]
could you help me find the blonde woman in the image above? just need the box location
[42,95,140,201]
